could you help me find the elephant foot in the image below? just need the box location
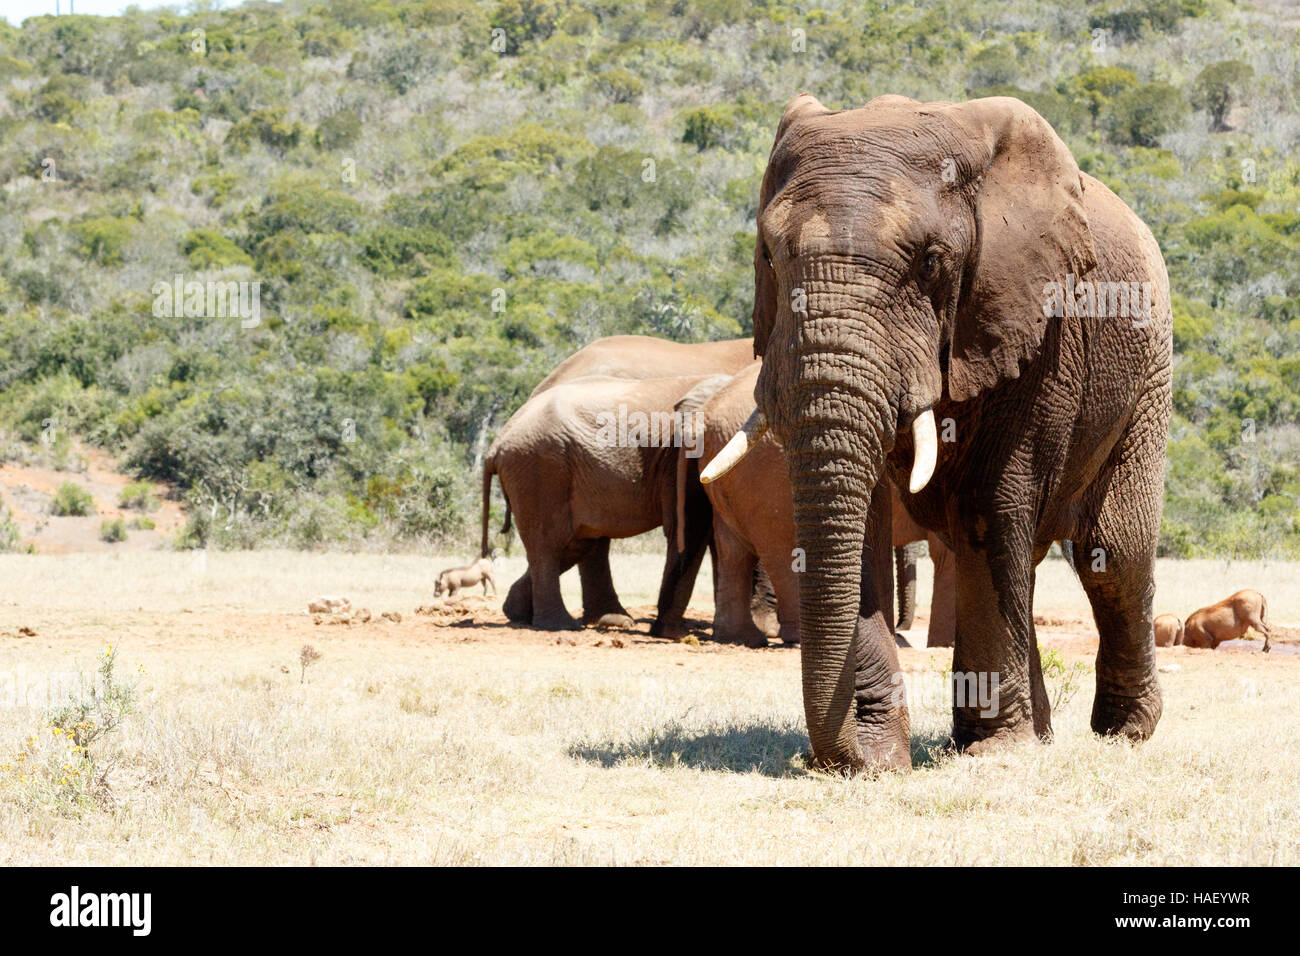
[532,612,583,632]
[710,622,768,648]
[649,619,688,639]
[503,580,531,623]
[954,720,1038,755]
[809,728,911,774]
[893,631,911,648]
[1091,687,1162,742]
[592,612,635,630]
[777,623,799,646]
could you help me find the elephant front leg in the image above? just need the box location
[1073,451,1164,740]
[950,526,1046,752]
[577,538,633,628]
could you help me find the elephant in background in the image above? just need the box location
[698,362,949,651]
[529,335,754,398]
[706,94,1173,771]
[483,373,727,632]
[890,483,956,648]
[484,335,755,626]
[695,361,799,647]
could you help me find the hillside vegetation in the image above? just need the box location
[0,0,1296,555]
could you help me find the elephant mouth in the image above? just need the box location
[701,405,938,494]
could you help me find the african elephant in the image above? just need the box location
[483,373,727,631]
[1152,614,1183,647]
[488,335,755,626]
[890,484,956,648]
[1182,590,1271,652]
[696,361,799,647]
[705,94,1172,771]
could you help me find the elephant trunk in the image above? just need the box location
[895,543,919,631]
[776,370,909,771]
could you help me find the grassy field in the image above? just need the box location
[0,549,1296,865]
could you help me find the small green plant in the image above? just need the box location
[51,482,94,516]
[0,495,19,551]
[299,644,322,684]
[1039,646,1091,712]
[99,518,127,543]
[118,481,160,513]
[33,645,140,801]
[128,515,156,531]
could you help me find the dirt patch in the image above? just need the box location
[0,442,184,553]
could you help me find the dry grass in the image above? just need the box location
[0,550,1296,865]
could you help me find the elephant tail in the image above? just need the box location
[481,458,494,558]
[482,456,512,558]
[1059,539,1079,578]
[675,442,688,553]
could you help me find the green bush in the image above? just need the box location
[51,482,95,517]
[99,518,127,543]
[118,481,160,513]
[183,229,253,269]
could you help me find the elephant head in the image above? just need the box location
[704,95,1097,771]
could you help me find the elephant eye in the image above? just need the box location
[920,251,940,280]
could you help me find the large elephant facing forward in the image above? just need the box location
[705,94,1172,771]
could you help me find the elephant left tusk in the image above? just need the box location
[908,407,938,494]
[700,408,768,484]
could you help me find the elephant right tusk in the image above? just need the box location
[700,408,768,484]
[908,407,937,494]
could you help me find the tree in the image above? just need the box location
[1189,60,1254,131]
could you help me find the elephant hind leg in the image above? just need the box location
[709,520,766,647]
[503,571,532,622]
[578,538,631,626]
[524,542,586,631]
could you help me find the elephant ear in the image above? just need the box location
[942,97,1097,402]
[753,93,829,357]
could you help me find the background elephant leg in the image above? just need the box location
[577,538,631,626]
[709,521,766,646]
[950,517,1043,752]
[749,563,779,638]
[760,547,800,646]
[503,570,532,622]
[525,544,583,631]
[650,474,713,638]
[926,535,956,648]
[1073,436,1164,740]
[895,543,920,630]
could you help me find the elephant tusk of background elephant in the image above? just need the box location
[700,408,768,484]
[909,407,937,494]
